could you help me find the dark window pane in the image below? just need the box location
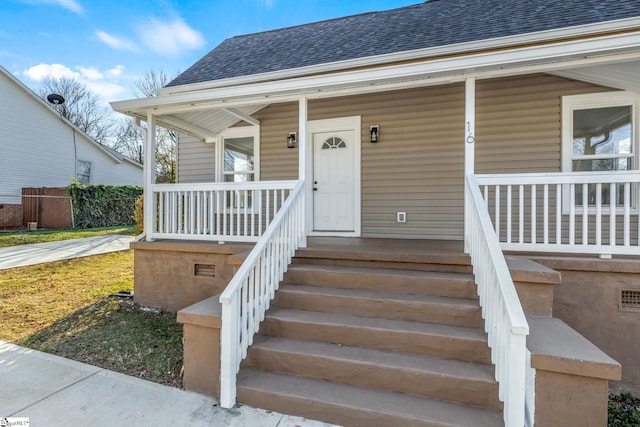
[572,158,631,172]
[573,106,632,157]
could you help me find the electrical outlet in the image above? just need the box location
[397,212,406,223]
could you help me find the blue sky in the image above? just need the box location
[1,0,418,104]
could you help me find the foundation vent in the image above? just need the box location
[194,263,216,278]
[620,289,640,311]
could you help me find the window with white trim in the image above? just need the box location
[76,160,92,184]
[216,127,259,183]
[216,127,259,209]
[562,92,638,209]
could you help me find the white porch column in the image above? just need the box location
[464,77,476,253]
[465,77,476,175]
[299,97,308,247]
[144,113,157,241]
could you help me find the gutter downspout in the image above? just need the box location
[72,129,77,180]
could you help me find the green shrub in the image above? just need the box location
[609,393,640,427]
[68,183,143,229]
[133,195,144,235]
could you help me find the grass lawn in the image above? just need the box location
[0,250,183,388]
[0,225,136,248]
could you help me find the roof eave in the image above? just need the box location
[159,16,640,95]
[123,157,144,169]
[111,29,640,118]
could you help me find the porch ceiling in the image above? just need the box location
[152,103,269,140]
[549,59,640,94]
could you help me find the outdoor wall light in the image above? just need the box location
[287,132,297,149]
[370,125,379,143]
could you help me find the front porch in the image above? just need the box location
[117,41,640,427]
[163,237,623,427]
[136,159,638,425]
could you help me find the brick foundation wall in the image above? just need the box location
[0,204,23,229]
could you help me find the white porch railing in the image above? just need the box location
[219,180,306,408]
[476,171,640,256]
[465,174,529,427]
[150,180,297,242]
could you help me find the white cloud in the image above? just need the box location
[137,17,204,57]
[96,30,139,52]
[85,80,126,100]
[20,0,83,15]
[79,67,103,80]
[107,65,125,77]
[24,63,80,81]
[22,63,129,103]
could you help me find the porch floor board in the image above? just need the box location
[301,237,470,267]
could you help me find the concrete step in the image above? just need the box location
[237,368,503,427]
[294,239,472,274]
[243,336,501,410]
[274,284,483,328]
[259,307,491,364]
[283,263,478,300]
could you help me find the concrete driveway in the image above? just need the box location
[0,235,134,270]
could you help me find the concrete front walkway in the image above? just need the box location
[0,341,336,427]
[0,235,134,270]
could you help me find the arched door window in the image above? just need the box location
[322,137,347,150]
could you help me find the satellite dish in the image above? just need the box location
[46,93,65,105]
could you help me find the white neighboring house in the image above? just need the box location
[0,65,142,227]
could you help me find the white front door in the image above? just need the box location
[312,130,356,231]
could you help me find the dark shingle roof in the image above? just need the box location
[168,0,639,87]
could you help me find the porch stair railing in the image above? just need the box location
[465,174,530,427]
[218,180,306,409]
[150,180,297,242]
[476,171,640,256]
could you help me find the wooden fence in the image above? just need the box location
[21,187,73,229]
